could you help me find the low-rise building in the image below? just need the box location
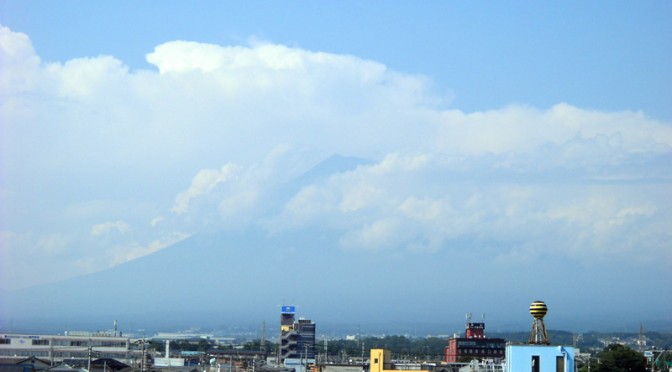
[504,344,574,372]
[0,333,142,366]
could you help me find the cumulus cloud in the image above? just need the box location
[436,104,672,156]
[54,56,128,98]
[172,164,241,214]
[171,148,671,266]
[0,26,42,93]
[1,24,671,290]
[106,232,190,266]
[91,221,131,237]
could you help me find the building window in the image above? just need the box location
[0,339,10,345]
[100,341,126,347]
[32,339,49,345]
[556,356,564,372]
[531,355,540,372]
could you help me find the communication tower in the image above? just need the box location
[261,321,267,352]
[528,301,550,345]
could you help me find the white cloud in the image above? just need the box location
[172,164,241,214]
[339,185,385,213]
[150,216,164,227]
[35,234,71,255]
[0,26,42,93]
[147,42,310,74]
[436,104,672,156]
[399,197,444,221]
[91,221,131,237]
[0,25,671,291]
[106,232,190,266]
[340,218,404,251]
[54,56,128,98]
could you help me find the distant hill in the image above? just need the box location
[0,225,458,332]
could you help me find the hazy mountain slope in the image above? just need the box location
[1,154,428,329]
[1,226,457,330]
[3,154,667,333]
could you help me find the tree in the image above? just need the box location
[594,344,647,372]
[197,339,211,352]
[653,348,672,372]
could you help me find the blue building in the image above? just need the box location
[504,344,574,372]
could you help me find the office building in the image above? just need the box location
[443,317,505,363]
[279,306,315,372]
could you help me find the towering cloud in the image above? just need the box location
[0,25,670,294]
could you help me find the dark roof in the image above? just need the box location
[207,349,268,357]
[45,359,129,372]
[44,365,86,372]
[257,367,293,372]
[148,368,198,372]
[54,358,131,372]
[0,364,36,372]
[451,337,506,343]
[91,359,130,371]
[55,360,87,369]
[14,358,51,369]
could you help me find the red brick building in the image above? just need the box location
[443,321,505,363]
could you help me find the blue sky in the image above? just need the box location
[1,1,671,327]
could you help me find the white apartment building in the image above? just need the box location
[0,332,144,365]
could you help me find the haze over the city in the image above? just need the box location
[1,2,671,331]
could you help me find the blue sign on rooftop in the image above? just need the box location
[281,305,296,314]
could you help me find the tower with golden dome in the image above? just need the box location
[528,300,550,345]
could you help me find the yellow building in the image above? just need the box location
[369,349,429,372]
[369,349,392,372]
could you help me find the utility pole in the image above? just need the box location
[141,338,147,372]
[261,321,266,352]
[50,337,54,366]
[87,339,92,372]
[134,337,147,372]
[87,338,104,371]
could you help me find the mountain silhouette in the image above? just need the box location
[5,154,657,334]
[1,225,463,333]
[1,155,451,331]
